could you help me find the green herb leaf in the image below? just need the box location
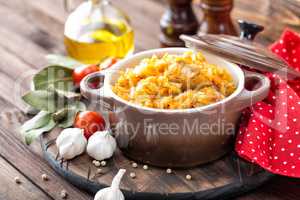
[24,119,56,145]
[22,89,63,112]
[20,111,56,145]
[33,65,74,91]
[53,101,87,128]
[58,108,77,128]
[55,89,81,100]
[22,88,81,112]
[21,111,51,132]
[46,54,82,69]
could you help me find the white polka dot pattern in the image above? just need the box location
[236,29,300,178]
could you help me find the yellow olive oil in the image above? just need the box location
[64,20,134,64]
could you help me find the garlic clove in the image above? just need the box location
[111,169,126,189]
[105,189,124,200]
[94,188,110,200]
[94,169,126,200]
[58,143,78,160]
[56,128,87,160]
[87,131,117,161]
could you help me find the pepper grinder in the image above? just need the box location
[197,0,237,35]
[160,0,199,47]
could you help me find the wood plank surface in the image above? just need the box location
[0,0,300,199]
[0,156,52,200]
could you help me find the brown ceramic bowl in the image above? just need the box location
[80,48,270,168]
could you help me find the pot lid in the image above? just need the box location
[180,21,300,80]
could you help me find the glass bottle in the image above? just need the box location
[64,0,134,64]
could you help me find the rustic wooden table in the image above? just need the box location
[0,0,300,199]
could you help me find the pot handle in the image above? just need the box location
[80,72,114,111]
[229,70,270,111]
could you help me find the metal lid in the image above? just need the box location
[180,20,300,79]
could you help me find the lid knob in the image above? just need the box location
[238,20,264,41]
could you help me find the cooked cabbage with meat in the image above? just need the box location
[112,51,236,109]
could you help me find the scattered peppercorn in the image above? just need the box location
[132,162,138,168]
[61,190,68,199]
[143,165,148,170]
[186,174,192,180]
[41,174,49,181]
[101,161,106,167]
[14,177,21,184]
[94,161,101,167]
[130,172,136,179]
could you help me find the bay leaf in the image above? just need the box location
[24,119,56,145]
[53,101,87,128]
[22,89,61,112]
[55,89,81,100]
[46,54,82,69]
[20,111,51,132]
[22,86,83,113]
[33,65,74,91]
[20,111,56,145]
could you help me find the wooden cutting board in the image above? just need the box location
[41,127,274,200]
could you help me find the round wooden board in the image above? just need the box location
[41,127,274,200]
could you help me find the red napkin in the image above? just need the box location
[235,29,300,178]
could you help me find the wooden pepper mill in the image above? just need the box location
[160,0,199,47]
[197,0,237,35]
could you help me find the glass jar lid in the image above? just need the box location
[180,21,300,80]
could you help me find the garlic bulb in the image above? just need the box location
[56,128,87,160]
[87,131,116,161]
[94,169,126,200]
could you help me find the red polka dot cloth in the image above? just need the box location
[235,29,300,178]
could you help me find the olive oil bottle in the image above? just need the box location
[64,0,134,64]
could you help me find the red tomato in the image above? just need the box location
[72,64,100,87]
[74,111,106,139]
[100,57,119,70]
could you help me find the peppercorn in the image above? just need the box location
[143,165,148,170]
[41,174,49,181]
[61,190,68,199]
[166,168,172,174]
[14,177,21,184]
[186,174,192,180]
[101,161,106,167]
[132,162,138,168]
[130,172,136,179]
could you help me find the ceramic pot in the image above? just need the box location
[80,48,270,168]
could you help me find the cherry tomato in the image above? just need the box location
[72,64,100,87]
[74,111,106,139]
[100,57,119,70]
